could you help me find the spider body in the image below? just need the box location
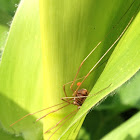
[73,89,88,107]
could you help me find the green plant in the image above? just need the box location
[0,0,140,140]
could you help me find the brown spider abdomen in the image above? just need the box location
[73,89,88,106]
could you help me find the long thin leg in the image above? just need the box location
[44,109,78,134]
[61,97,84,107]
[36,103,74,122]
[103,0,136,39]
[70,41,101,91]
[48,109,78,140]
[10,101,69,127]
[62,84,111,100]
[63,76,85,97]
[73,16,134,96]
[70,1,136,92]
[63,58,108,97]
[61,98,74,104]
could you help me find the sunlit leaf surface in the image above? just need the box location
[39,0,140,139]
[0,0,43,139]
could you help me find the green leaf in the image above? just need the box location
[0,24,8,49]
[77,110,124,140]
[97,70,140,111]
[102,112,140,140]
[0,0,139,140]
[0,126,23,140]
[0,0,43,139]
[39,0,140,139]
[115,70,140,109]
[78,71,140,139]
[62,10,140,140]
[78,67,140,139]
[0,0,20,16]
[0,0,20,59]
[0,10,12,26]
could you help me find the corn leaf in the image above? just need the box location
[0,0,43,139]
[102,112,140,140]
[39,0,140,139]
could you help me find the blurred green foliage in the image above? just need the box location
[78,70,140,139]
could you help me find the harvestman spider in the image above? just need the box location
[10,2,139,139]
